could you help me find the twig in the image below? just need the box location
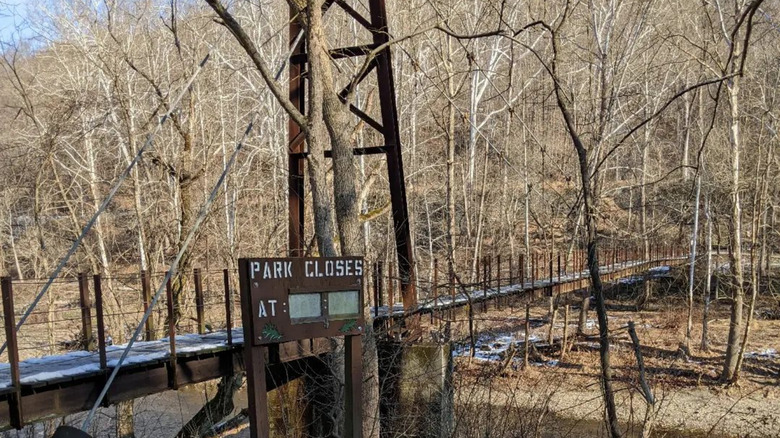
[562,305,569,359]
[628,320,655,405]
[525,304,531,368]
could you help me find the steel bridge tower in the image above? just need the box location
[287,0,417,335]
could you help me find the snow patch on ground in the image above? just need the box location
[452,331,539,362]
[745,349,778,359]
[450,331,567,369]
[618,276,643,285]
[648,265,671,274]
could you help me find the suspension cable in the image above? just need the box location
[80,113,256,432]
[0,53,211,356]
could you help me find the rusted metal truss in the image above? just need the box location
[287,0,418,335]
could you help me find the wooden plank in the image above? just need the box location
[1,277,23,429]
[165,274,177,389]
[194,269,205,335]
[108,363,170,403]
[78,273,95,351]
[344,335,362,438]
[21,380,96,421]
[141,270,155,341]
[0,351,324,431]
[94,275,107,370]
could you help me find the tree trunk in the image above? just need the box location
[722,76,744,383]
[84,132,113,289]
[119,78,150,273]
[579,161,621,438]
[733,122,770,381]
[302,4,337,258]
[445,34,457,286]
[702,194,712,352]
[49,156,100,275]
[307,2,376,436]
[556,94,622,438]
[552,37,622,434]
[176,374,243,438]
[33,166,55,353]
[638,128,651,310]
[116,401,135,438]
[471,145,490,281]
[171,102,199,327]
[6,203,23,280]
[686,171,701,352]
[733,222,759,382]
[681,94,692,182]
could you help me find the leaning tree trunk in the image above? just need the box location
[555,96,622,438]
[175,374,244,437]
[550,27,621,430]
[308,1,377,436]
[577,152,621,438]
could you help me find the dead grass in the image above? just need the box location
[430,275,780,437]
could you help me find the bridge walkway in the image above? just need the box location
[0,252,684,430]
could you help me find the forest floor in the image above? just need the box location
[122,287,778,438]
[447,271,780,437]
[18,266,775,438]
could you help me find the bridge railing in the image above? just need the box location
[0,268,243,379]
[369,243,686,322]
[0,243,686,353]
[0,243,686,380]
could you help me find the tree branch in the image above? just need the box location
[204,0,308,133]
[594,73,738,176]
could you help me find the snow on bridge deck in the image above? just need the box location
[0,329,245,391]
[372,260,673,318]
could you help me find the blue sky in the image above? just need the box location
[0,0,30,42]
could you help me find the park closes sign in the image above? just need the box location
[239,257,365,345]
[237,256,365,438]
[248,259,364,280]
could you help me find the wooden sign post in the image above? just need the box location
[238,257,365,438]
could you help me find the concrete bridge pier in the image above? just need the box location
[378,342,453,438]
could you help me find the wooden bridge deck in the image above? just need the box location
[0,329,329,430]
[0,257,682,430]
